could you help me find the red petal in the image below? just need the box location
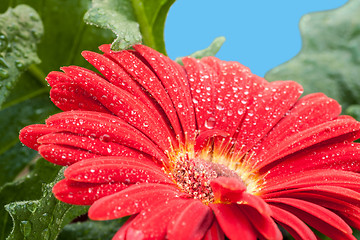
[254,117,360,170]
[239,192,272,216]
[200,57,266,137]
[134,44,197,143]
[99,48,183,142]
[270,205,317,240]
[262,169,360,194]
[235,81,303,156]
[126,198,189,240]
[46,71,72,86]
[61,66,175,151]
[202,220,225,240]
[167,199,213,240]
[112,216,136,240]
[265,185,360,205]
[261,142,360,179]
[50,82,111,113]
[255,93,341,158]
[38,144,99,166]
[45,111,168,162]
[19,125,59,150]
[64,157,172,184]
[38,132,146,159]
[182,57,217,133]
[210,203,257,240]
[268,198,355,240]
[88,183,183,220]
[271,192,360,229]
[53,179,128,205]
[241,204,282,240]
[210,177,246,202]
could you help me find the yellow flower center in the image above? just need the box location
[164,138,263,204]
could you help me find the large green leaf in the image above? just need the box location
[0,0,114,187]
[5,167,88,240]
[0,158,61,239]
[0,5,43,108]
[265,0,360,114]
[84,0,176,53]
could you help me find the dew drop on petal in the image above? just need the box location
[205,117,216,129]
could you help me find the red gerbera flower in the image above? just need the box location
[20,44,360,240]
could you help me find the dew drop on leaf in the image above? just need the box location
[0,68,9,80]
[0,33,8,51]
[20,220,32,237]
[26,202,37,213]
[41,228,50,240]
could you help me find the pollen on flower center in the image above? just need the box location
[166,152,244,204]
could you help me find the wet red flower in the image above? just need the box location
[20,44,360,240]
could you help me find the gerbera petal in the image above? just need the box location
[255,93,341,157]
[182,57,217,133]
[270,205,317,240]
[210,203,257,240]
[19,124,59,150]
[112,216,136,240]
[89,183,183,220]
[50,82,111,113]
[45,111,168,162]
[126,198,189,240]
[210,176,246,202]
[265,185,360,205]
[64,157,172,184]
[235,81,303,155]
[133,44,197,142]
[37,132,144,159]
[268,198,355,240]
[167,199,213,240]
[98,46,183,142]
[53,179,128,205]
[262,169,360,194]
[255,117,360,170]
[271,192,360,229]
[241,205,282,240]
[60,66,175,150]
[202,220,225,240]
[200,57,266,137]
[261,142,360,178]
[38,144,99,165]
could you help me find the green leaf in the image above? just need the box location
[265,0,360,113]
[5,167,88,240]
[58,218,128,240]
[0,0,115,187]
[84,0,141,51]
[84,0,176,54]
[0,158,61,239]
[175,36,226,64]
[0,5,43,108]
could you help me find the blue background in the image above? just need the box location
[165,0,348,77]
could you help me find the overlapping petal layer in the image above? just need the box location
[19,44,360,240]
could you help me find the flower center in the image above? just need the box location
[167,154,243,204]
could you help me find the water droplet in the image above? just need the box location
[15,60,25,70]
[205,117,216,129]
[216,102,225,111]
[0,33,8,52]
[41,228,50,240]
[20,220,32,237]
[26,202,37,213]
[0,68,9,80]
[0,57,9,68]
